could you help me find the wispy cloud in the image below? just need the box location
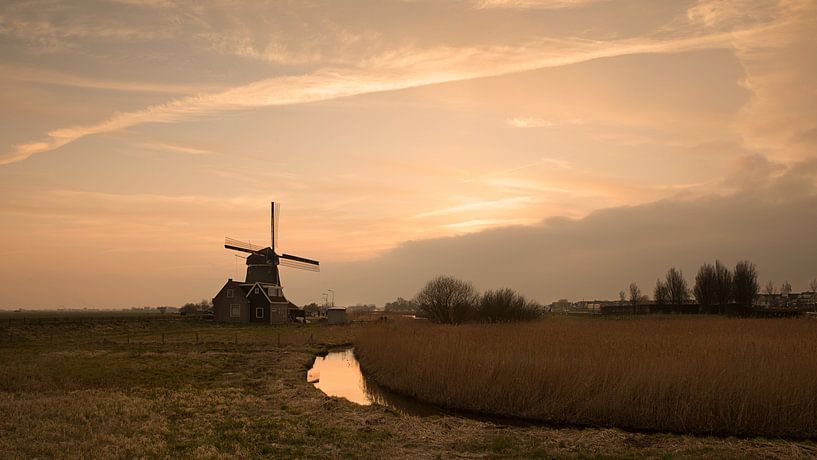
[413,196,534,219]
[0,64,221,94]
[474,0,607,9]
[139,142,215,155]
[443,217,540,229]
[506,117,584,128]
[460,157,572,184]
[0,28,769,166]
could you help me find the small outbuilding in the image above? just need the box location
[326,307,348,325]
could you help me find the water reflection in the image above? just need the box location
[308,347,441,416]
[308,348,372,405]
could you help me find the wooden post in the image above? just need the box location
[195,332,199,344]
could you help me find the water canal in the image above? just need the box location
[307,347,440,416]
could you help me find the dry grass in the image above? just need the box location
[2,316,816,458]
[356,316,817,438]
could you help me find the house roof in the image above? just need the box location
[241,281,292,304]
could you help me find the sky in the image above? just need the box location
[1,0,815,308]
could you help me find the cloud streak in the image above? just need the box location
[1,27,767,166]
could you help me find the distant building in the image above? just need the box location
[212,279,299,324]
[549,299,571,312]
[755,291,817,309]
[326,307,348,325]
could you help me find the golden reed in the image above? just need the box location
[356,316,817,438]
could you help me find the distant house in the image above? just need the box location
[212,279,299,324]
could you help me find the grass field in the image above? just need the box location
[356,316,817,438]
[1,314,816,458]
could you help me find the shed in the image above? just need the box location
[327,307,348,325]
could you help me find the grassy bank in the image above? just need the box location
[356,316,817,438]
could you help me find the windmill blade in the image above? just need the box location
[271,202,281,250]
[225,237,264,253]
[280,253,320,266]
[279,258,320,272]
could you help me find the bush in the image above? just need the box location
[478,288,541,323]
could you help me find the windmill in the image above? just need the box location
[224,202,319,293]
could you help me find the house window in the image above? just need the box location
[255,307,264,318]
[230,304,240,318]
[254,287,259,294]
[226,289,234,298]
[268,287,281,297]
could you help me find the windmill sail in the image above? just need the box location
[271,202,280,250]
[279,258,320,272]
[225,237,265,253]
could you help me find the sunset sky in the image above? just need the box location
[1,0,815,308]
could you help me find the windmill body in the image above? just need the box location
[211,202,320,324]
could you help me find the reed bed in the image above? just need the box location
[355,316,817,438]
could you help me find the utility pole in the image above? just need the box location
[328,289,335,308]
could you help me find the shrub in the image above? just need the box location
[477,288,541,323]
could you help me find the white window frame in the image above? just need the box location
[255,307,264,319]
[226,289,234,298]
[230,304,240,318]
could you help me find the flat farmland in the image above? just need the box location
[1,315,815,458]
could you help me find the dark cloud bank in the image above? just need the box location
[288,157,817,305]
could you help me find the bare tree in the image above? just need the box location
[781,280,793,295]
[619,290,626,302]
[628,283,641,306]
[666,267,689,305]
[810,278,817,309]
[693,263,717,308]
[733,260,759,307]
[415,275,479,324]
[654,279,670,305]
[713,260,733,312]
[764,280,777,295]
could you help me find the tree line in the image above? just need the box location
[415,275,541,324]
[628,259,804,310]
